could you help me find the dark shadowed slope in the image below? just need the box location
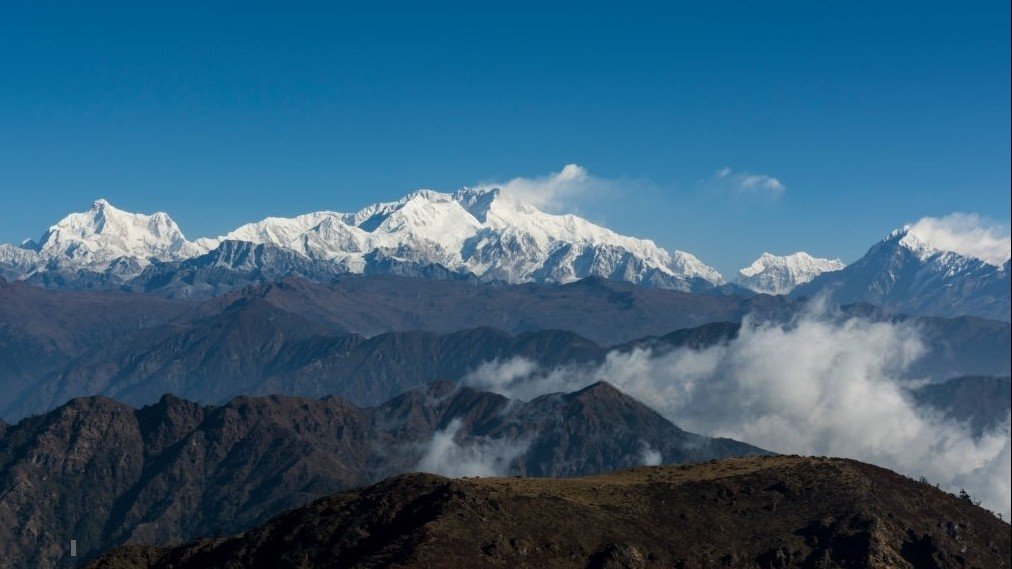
[914,376,1012,437]
[0,382,764,568]
[205,275,792,343]
[0,279,187,400]
[89,456,1011,569]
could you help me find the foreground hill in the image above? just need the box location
[0,382,762,568]
[89,456,1011,569]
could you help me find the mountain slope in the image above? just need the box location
[0,279,188,406]
[88,456,1011,569]
[913,375,1011,437]
[0,383,765,568]
[0,191,725,293]
[195,275,788,344]
[737,251,844,294]
[794,226,1011,321]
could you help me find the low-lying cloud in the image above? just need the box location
[905,213,1011,266]
[639,441,663,466]
[416,419,530,477]
[464,307,1012,517]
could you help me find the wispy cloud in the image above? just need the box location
[415,419,530,477]
[485,163,623,213]
[905,213,1011,266]
[713,166,786,199]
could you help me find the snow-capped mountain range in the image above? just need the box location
[0,188,723,291]
[2,192,1009,320]
[736,252,845,295]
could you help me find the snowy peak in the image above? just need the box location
[35,199,199,271]
[0,243,42,280]
[453,186,501,222]
[893,216,1011,267]
[737,252,844,295]
[0,188,729,291]
[791,220,1011,321]
[196,187,725,289]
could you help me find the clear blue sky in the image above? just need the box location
[1,1,1008,276]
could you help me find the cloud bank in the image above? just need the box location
[714,166,786,198]
[905,213,1011,266]
[464,308,1012,517]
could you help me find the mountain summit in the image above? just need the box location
[199,186,723,289]
[1,190,724,291]
[30,199,201,273]
[794,224,1011,321]
[736,252,844,294]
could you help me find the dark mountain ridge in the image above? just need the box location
[0,382,764,568]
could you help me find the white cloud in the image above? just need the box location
[415,419,530,478]
[904,213,1011,266]
[464,357,573,401]
[713,166,785,198]
[639,441,663,466]
[463,307,1011,517]
[490,163,608,212]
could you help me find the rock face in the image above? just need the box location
[87,456,1012,569]
[0,382,764,568]
[0,190,726,293]
[736,252,845,295]
[794,227,1011,322]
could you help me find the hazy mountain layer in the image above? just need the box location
[3,277,1007,419]
[914,375,1012,436]
[2,276,1008,420]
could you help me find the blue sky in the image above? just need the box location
[1,1,1009,276]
